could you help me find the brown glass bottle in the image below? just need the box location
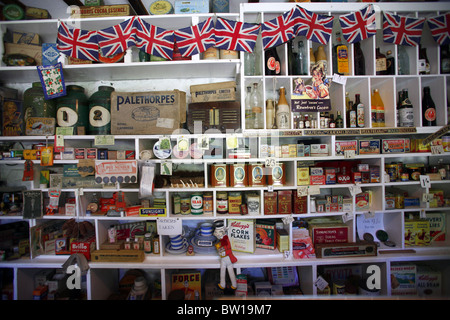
[265,47,281,76]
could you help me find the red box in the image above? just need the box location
[75,148,85,159]
[126,150,135,159]
[294,195,307,214]
[352,171,362,184]
[277,190,292,214]
[70,236,96,260]
[310,175,326,185]
[309,224,349,244]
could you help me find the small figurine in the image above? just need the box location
[213,220,237,290]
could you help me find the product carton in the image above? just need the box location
[390,264,417,296]
[171,272,201,300]
[255,220,277,250]
[424,212,446,242]
[308,222,349,244]
[190,81,236,103]
[228,219,256,253]
[111,90,186,135]
[417,266,442,297]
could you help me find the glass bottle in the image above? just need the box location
[265,47,280,75]
[353,41,365,75]
[266,99,275,129]
[356,94,365,128]
[397,90,403,127]
[315,45,328,74]
[419,46,430,75]
[288,40,297,75]
[375,48,387,76]
[244,52,255,76]
[422,86,437,126]
[250,83,263,129]
[329,114,336,128]
[335,111,344,128]
[297,40,307,75]
[332,32,349,75]
[347,100,355,128]
[398,45,410,75]
[304,114,310,128]
[371,89,385,127]
[298,114,304,129]
[309,47,316,73]
[386,50,395,75]
[276,87,291,129]
[245,86,254,129]
[441,44,450,74]
[399,89,414,127]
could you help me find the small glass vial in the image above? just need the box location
[152,236,160,254]
[133,238,140,250]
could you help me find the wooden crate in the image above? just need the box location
[91,249,145,262]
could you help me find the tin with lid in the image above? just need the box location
[56,85,88,134]
[216,191,228,214]
[190,193,203,215]
[229,163,248,187]
[249,163,266,187]
[88,85,114,135]
[267,162,286,186]
[210,163,228,187]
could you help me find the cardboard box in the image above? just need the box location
[390,264,417,296]
[70,4,135,18]
[190,81,236,103]
[309,222,349,244]
[417,266,442,297]
[358,139,380,154]
[425,213,446,242]
[256,220,277,250]
[171,272,201,300]
[4,43,42,65]
[70,237,96,260]
[111,90,186,135]
[228,219,255,253]
[335,140,358,156]
[277,228,289,253]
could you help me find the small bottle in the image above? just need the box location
[398,46,410,75]
[250,83,263,129]
[124,238,132,250]
[422,86,437,126]
[153,236,160,254]
[245,86,254,129]
[419,46,430,75]
[315,45,328,73]
[133,238,140,250]
[311,115,317,129]
[244,52,256,76]
[376,48,387,76]
[335,111,344,128]
[371,89,385,127]
[399,89,414,127]
[329,114,336,128]
[266,99,275,129]
[320,112,325,128]
[347,100,356,128]
[397,90,403,126]
[298,114,304,129]
[304,114,310,128]
[441,44,450,74]
[144,233,152,254]
[332,32,349,75]
[354,94,365,128]
[276,87,291,129]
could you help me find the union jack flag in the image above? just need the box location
[134,17,174,60]
[427,12,450,46]
[296,6,334,45]
[339,5,376,44]
[97,16,138,57]
[174,17,215,57]
[261,6,300,50]
[215,17,260,53]
[56,21,99,61]
[383,12,425,46]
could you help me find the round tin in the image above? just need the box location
[190,193,203,215]
[180,197,191,215]
[332,280,346,295]
[385,164,397,182]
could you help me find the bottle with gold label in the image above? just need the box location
[332,32,349,75]
[276,87,291,129]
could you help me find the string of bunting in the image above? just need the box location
[56,4,450,62]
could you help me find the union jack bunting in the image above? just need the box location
[296,6,334,45]
[56,21,99,61]
[134,17,175,60]
[338,5,376,44]
[261,6,300,50]
[215,17,261,53]
[427,12,450,46]
[97,16,139,57]
[174,17,216,57]
[383,12,425,46]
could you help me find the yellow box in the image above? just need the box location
[23,149,38,160]
[276,228,289,253]
[415,220,430,246]
[297,167,309,185]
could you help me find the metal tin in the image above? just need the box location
[228,192,242,214]
[56,85,88,134]
[211,163,228,187]
[216,191,228,214]
[246,194,260,215]
[172,194,181,215]
[190,193,203,215]
[23,82,56,124]
[88,85,114,135]
[408,166,421,181]
[203,193,213,215]
[267,163,286,186]
[180,197,191,215]
[249,163,266,187]
[385,164,397,182]
[230,163,248,187]
[332,280,346,295]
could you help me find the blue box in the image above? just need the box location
[42,43,59,66]
[175,0,209,14]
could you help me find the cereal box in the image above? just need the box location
[228,219,255,253]
[256,220,277,250]
[390,265,417,296]
[171,272,201,300]
[417,266,442,297]
[424,213,446,242]
[335,140,358,156]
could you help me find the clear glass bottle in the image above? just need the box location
[250,83,263,129]
[245,86,254,129]
[297,40,307,75]
[309,47,316,74]
[398,45,410,75]
[288,40,297,75]
[276,87,291,129]
[244,52,255,76]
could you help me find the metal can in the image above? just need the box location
[249,163,266,187]
[268,163,285,186]
[332,280,346,295]
[172,194,181,215]
[216,191,228,214]
[203,193,213,215]
[56,85,88,134]
[210,163,228,187]
[230,163,248,187]
[408,167,421,181]
[180,197,191,215]
[190,193,203,215]
[228,192,242,214]
[23,82,56,123]
[385,164,397,182]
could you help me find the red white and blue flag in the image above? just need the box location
[339,5,376,44]
[261,6,300,50]
[215,17,260,53]
[57,21,99,61]
[296,6,334,45]
[174,17,215,57]
[427,12,450,45]
[97,16,138,57]
[383,12,425,46]
[134,17,174,60]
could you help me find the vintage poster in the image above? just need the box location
[95,160,137,184]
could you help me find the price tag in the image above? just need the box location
[431,145,444,155]
[342,212,354,223]
[315,275,329,291]
[383,172,391,183]
[344,150,356,159]
[332,73,347,85]
[420,175,430,189]
[308,185,321,195]
[265,157,276,168]
[349,184,362,196]
[422,193,433,203]
[297,186,308,197]
[284,250,291,259]
[56,127,73,136]
[54,135,64,152]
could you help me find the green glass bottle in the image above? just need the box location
[88,86,115,135]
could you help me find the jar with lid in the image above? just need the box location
[216,191,228,214]
[23,82,56,123]
[88,86,114,135]
[56,85,88,134]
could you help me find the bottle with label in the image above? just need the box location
[309,47,316,74]
[265,47,280,75]
[441,44,450,74]
[385,50,395,75]
[375,48,387,75]
[332,32,349,75]
[371,89,385,127]
[266,99,275,129]
[399,89,414,127]
[315,45,328,74]
[250,83,263,129]
[353,42,365,75]
[335,111,344,128]
[88,86,114,135]
[419,46,430,75]
[304,114,310,129]
[276,87,291,129]
[329,114,336,128]
[347,100,355,128]
[356,94,365,128]
[245,86,254,129]
[296,40,307,75]
[398,45,410,75]
[298,114,304,129]
[422,86,437,126]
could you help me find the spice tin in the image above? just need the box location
[268,163,285,186]
[246,194,260,215]
[278,190,292,214]
[210,163,228,187]
[216,191,228,214]
[172,194,181,215]
[203,193,213,215]
[190,193,203,214]
[249,163,266,186]
[229,163,248,187]
[180,197,191,215]
[228,192,242,214]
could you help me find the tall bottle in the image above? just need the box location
[244,51,256,76]
[371,89,385,127]
[332,32,349,75]
[347,99,356,128]
[266,99,275,129]
[353,94,365,128]
[353,42,365,75]
[245,86,254,129]
[276,87,291,129]
[422,86,437,126]
[309,47,316,73]
[441,44,450,74]
[375,48,387,76]
[385,50,395,75]
[250,83,263,129]
[335,111,344,128]
[296,40,307,75]
[265,47,280,75]
[288,40,297,75]
[419,46,430,75]
[315,45,328,74]
[399,89,414,127]
[397,90,403,126]
[398,45,410,75]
